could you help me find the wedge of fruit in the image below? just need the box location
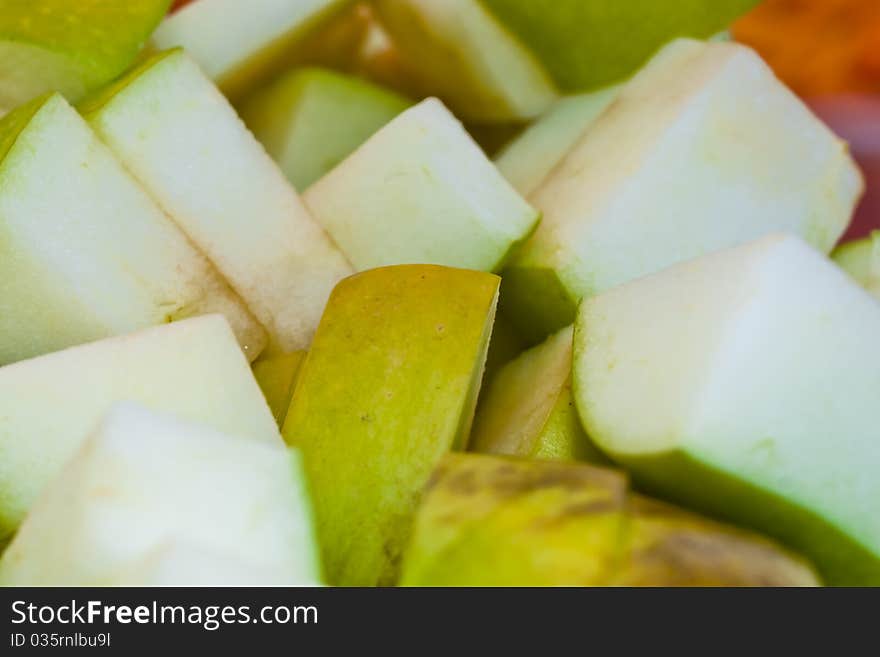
[0,92,265,365]
[400,453,817,586]
[0,0,171,108]
[0,315,280,538]
[304,98,540,273]
[0,404,320,586]
[494,86,621,196]
[572,234,880,585]
[833,231,880,299]
[253,351,307,426]
[282,265,499,585]
[152,0,353,101]
[504,39,863,343]
[470,326,607,463]
[240,67,411,190]
[81,49,353,353]
[373,0,757,122]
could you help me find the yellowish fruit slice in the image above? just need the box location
[253,351,306,426]
[282,265,499,585]
[0,92,265,365]
[0,403,320,586]
[82,49,352,352]
[471,326,607,463]
[0,315,280,538]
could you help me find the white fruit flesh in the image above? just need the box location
[505,39,863,340]
[0,315,280,537]
[304,98,540,272]
[495,86,621,196]
[82,50,352,352]
[0,93,265,364]
[573,234,880,585]
[0,404,320,586]
[372,0,557,122]
[152,0,349,100]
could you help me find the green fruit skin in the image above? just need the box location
[478,0,759,91]
[499,264,578,345]
[252,351,306,426]
[594,448,879,586]
[240,67,412,190]
[0,0,172,107]
[282,265,499,586]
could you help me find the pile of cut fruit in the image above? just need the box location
[0,0,877,587]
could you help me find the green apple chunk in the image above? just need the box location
[833,231,880,300]
[0,315,280,538]
[81,49,353,353]
[400,453,815,586]
[0,403,320,586]
[470,326,607,463]
[253,351,306,426]
[400,453,628,587]
[0,0,171,108]
[0,93,265,365]
[304,98,540,273]
[495,86,621,196]
[504,39,864,343]
[371,0,558,122]
[572,234,880,586]
[152,0,352,101]
[240,67,411,190]
[282,265,500,585]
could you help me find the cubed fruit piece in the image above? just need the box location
[0,315,280,538]
[152,0,352,101]
[81,50,352,353]
[495,86,621,196]
[304,98,540,273]
[834,232,880,300]
[372,0,558,122]
[470,326,607,463]
[613,496,818,587]
[373,0,756,122]
[240,67,411,190]
[504,39,863,343]
[0,0,171,108]
[282,265,499,585]
[0,93,265,365]
[0,404,320,586]
[253,351,306,426]
[573,234,880,586]
[401,453,814,586]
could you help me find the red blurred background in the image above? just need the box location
[171,0,879,238]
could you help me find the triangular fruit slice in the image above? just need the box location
[0,315,280,538]
[282,265,499,585]
[504,39,863,343]
[81,49,353,353]
[304,98,540,273]
[573,234,880,585]
[240,67,411,190]
[0,93,265,364]
[152,0,352,101]
[0,0,171,107]
[0,403,321,586]
[470,326,607,463]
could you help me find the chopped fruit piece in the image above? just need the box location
[283,265,499,585]
[304,98,540,273]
